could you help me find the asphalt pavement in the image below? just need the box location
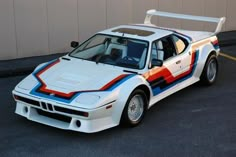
[0,31,235,157]
[0,53,66,78]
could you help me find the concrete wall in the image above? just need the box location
[0,0,235,60]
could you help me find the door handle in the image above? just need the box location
[176,60,181,64]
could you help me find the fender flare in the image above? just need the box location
[195,43,217,78]
[111,75,152,124]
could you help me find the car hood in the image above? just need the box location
[36,58,127,94]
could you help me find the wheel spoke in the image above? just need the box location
[207,59,217,82]
[127,95,144,122]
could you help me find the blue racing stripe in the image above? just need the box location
[152,50,199,96]
[30,62,136,104]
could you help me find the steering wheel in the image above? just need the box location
[100,55,112,61]
[95,54,116,64]
[122,56,136,62]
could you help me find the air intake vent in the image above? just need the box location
[37,109,71,123]
[15,95,40,107]
[54,106,88,117]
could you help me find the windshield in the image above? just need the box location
[69,34,149,69]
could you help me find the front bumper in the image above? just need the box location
[13,91,117,133]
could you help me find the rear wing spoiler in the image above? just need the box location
[144,9,226,34]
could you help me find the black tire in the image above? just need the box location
[120,89,148,127]
[200,54,218,86]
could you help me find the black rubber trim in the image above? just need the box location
[123,70,139,74]
[37,109,71,123]
[61,57,71,61]
[54,106,88,117]
[17,96,40,107]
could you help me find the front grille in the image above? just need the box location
[40,102,54,111]
[41,102,47,110]
[54,106,88,117]
[47,103,53,111]
[14,94,88,117]
[36,109,71,123]
[17,96,40,107]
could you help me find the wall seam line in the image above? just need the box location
[156,0,159,25]
[12,0,19,58]
[106,0,108,28]
[225,0,228,31]
[180,0,183,29]
[77,0,80,42]
[203,0,206,31]
[45,0,51,54]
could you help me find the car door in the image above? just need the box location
[171,35,192,77]
[148,36,182,97]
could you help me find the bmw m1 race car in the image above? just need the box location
[12,10,225,133]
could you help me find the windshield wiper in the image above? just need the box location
[95,54,103,64]
[123,70,139,74]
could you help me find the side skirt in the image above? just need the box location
[148,77,199,109]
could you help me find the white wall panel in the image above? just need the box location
[158,0,182,29]
[204,0,227,32]
[107,0,133,28]
[226,0,236,31]
[14,0,49,58]
[0,0,235,59]
[132,0,157,24]
[0,0,17,60]
[47,0,78,53]
[78,0,106,42]
[182,0,205,31]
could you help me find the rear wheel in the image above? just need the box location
[121,89,147,127]
[200,54,218,85]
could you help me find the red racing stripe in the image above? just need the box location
[35,60,130,98]
[212,39,219,45]
[35,60,76,98]
[145,51,197,84]
[100,74,129,90]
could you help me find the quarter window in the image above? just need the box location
[172,35,187,54]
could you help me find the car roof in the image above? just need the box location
[98,24,173,42]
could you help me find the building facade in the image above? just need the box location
[0,0,235,60]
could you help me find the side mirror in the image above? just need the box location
[71,41,79,48]
[151,59,163,68]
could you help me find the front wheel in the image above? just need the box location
[200,54,218,85]
[120,89,147,127]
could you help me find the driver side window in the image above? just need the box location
[151,36,177,62]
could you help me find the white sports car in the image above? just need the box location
[12,10,225,133]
